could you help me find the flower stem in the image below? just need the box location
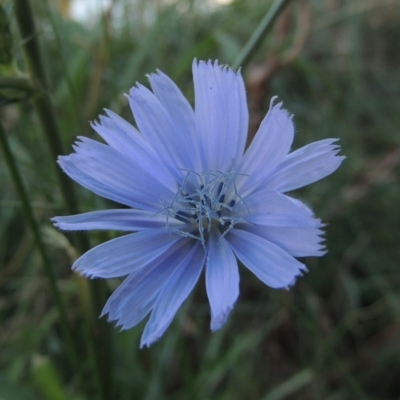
[13,1,112,398]
[232,0,292,71]
[0,76,33,92]
[13,0,81,217]
[0,122,87,397]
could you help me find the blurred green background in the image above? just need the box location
[1,0,400,399]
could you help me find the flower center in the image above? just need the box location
[163,171,247,247]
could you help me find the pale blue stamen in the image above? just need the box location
[163,171,248,247]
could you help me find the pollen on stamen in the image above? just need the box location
[160,170,249,248]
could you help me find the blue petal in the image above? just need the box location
[236,189,323,228]
[206,228,239,331]
[58,157,138,208]
[227,229,307,289]
[92,109,154,156]
[140,241,205,347]
[101,238,192,330]
[127,83,192,182]
[264,139,345,192]
[91,110,177,192]
[52,209,182,231]
[237,100,294,197]
[236,224,325,257]
[192,60,248,171]
[60,137,175,211]
[235,190,325,257]
[148,70,201,171]
[72,230,184,278]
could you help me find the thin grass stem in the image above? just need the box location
[39,0,81,133]
[232,0,291,71]
[0,121,88,398]
[0,76,33,93]
[13,1,111,398]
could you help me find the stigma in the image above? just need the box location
[162,171,248,247]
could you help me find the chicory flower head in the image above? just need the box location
[53,60,343,347]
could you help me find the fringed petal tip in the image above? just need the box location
[71,264,93,278]
[71,260,100,279]
[313,237,328,257]
[50,215,87,232]
[140,337,159,349]
[269,96,279,109]
[140,322,171,348]
[146,70,169,83]
[50,216,63,230]
[192,58,243,77]
[210,303,235,332]
[284,265,309,290]
[57,155,68,165]
[269,96,283,111]
[109,318,131,333]
[126,82,145,99]
[268,96,293,120]
[101,313,139,333]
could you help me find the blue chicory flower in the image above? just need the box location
[53,60,344,347]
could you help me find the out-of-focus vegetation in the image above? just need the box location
[1,0,400,399]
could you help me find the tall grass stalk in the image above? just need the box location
[0,122,88,398]
[232,0,291,70]
[13,0,111,398]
